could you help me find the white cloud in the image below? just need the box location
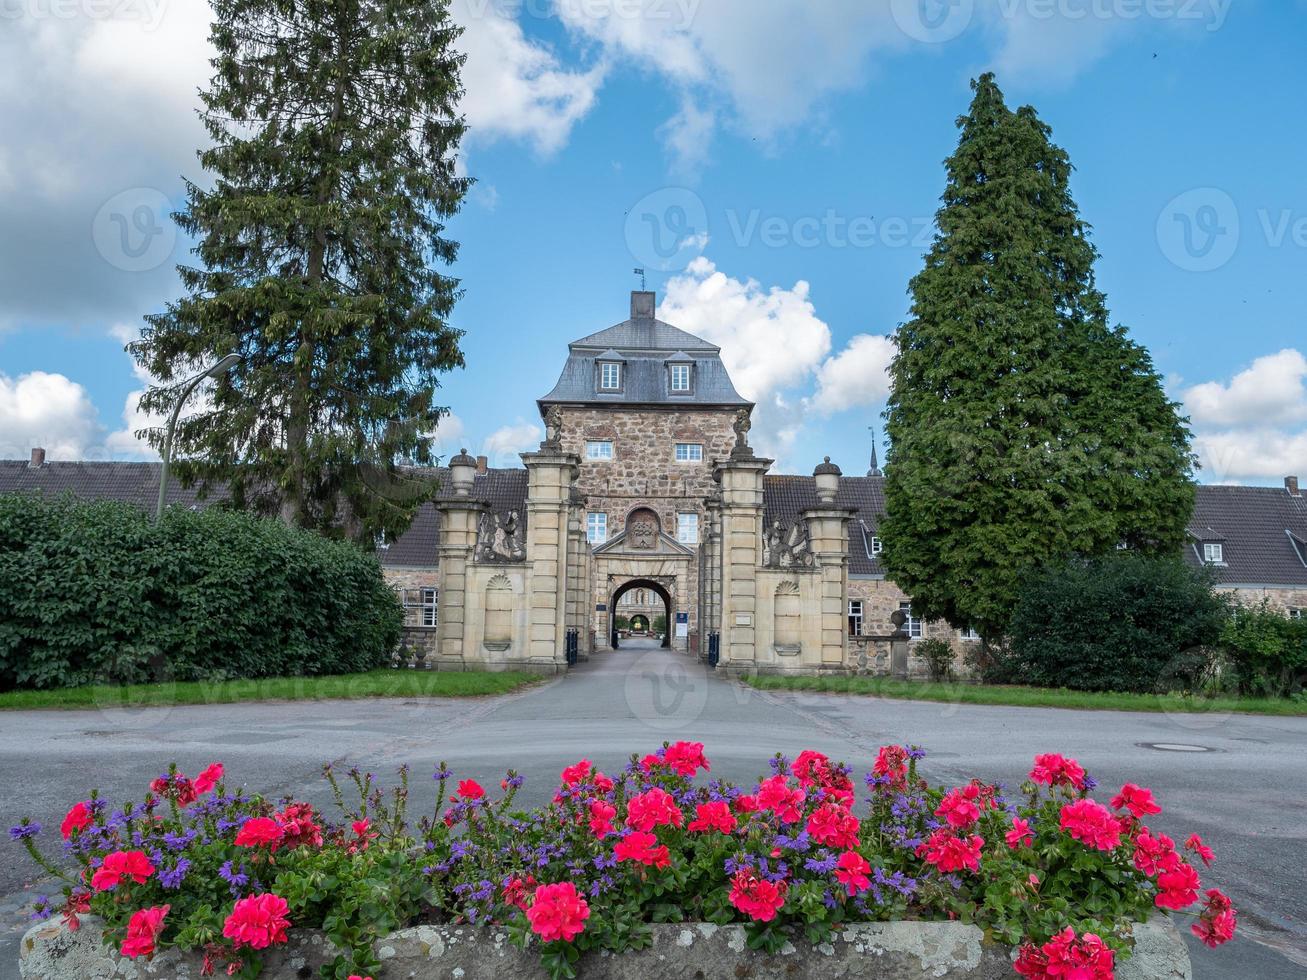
[811,333,895,415]
[659,95,716,175]
[1193,429,1307,484]
[1183,349,1307,428]
[482,421,543,466]
[0,371,105,460]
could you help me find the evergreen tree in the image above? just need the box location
[132,0,470,541]
[881,74,1195,640]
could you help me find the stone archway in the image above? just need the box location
[611,577,673,649]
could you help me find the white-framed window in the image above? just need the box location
[1290,608,1303,621]
[848,600,864,637]
[399,587,438,628]
[670,363,691,392]
[600,362,622,390]
[899,601,923,639]
[674,443,703,462]
[677,512,699,545]
[586,512,608,544]
[585,440,613,460]
[959,626,981,642]
[870,536,883,555]
[1203,542,1224,565]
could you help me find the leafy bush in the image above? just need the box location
[0,494,401,690]
[653,613,668,635]
[613,615,630,631]
[1007,555,1228,693]
[12,743,1235,980]
[1218,601,1307,696]
[917,638,955,682]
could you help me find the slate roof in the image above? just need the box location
[1183,484,1307,587]
[763,474,887,577]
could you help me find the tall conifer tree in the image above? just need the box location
[881,74,1195,639]
[132,0,470,540]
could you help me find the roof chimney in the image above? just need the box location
[476,454,488,476]
[630,290,656,320]
[1287,475,1301,497]
[28,447,45,468]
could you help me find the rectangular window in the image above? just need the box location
[1290,608,1303,621]
[899,601,923,639]
[1203,542,1224,564]
[670,363,691,391]
[848,599,864,637]
[600,362,621,390]
[586,512,608,544]
[871,536,883,555]
[960,626,980,641]
[398,587,438,628]
[674,443,703,462]
[677,512,699,545]
[585,440,613,460]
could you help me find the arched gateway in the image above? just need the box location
[610,577,673,649]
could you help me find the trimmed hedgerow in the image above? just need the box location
[0,494,401,691]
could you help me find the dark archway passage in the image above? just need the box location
[611,578,673,650]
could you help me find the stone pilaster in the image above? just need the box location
[565,487,591,659]
[802,505,856,670]
[521,447,581,668]
[434,498,488,670]
[713,454,772,670]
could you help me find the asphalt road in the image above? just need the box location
[2,640,1304,979]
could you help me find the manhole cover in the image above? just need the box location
[1138,742,1214,753]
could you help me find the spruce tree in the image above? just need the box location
[881,74,1194,640]
[132,0,470,541]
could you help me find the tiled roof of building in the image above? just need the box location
[1184,483,1307,586]
[763,474,887,577]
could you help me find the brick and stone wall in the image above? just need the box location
[846,577,979,679]
[1222,585,1307,615]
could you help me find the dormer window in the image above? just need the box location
[670,363,691,391]
[871,536,883,555]
[1203,542,1224,565]
[600,362,621,390]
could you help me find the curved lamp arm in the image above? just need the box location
[155,353,242,520]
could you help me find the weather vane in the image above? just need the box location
[633,267,646,290]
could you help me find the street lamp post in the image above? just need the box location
[155,352,242,520]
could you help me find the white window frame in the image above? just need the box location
[674,443,703,463]
[1203,542,1224,565]
[871,536,883,555]
[670,363,691,392]
[899,601,923,640]
[677,512,699,545]
[399,587,438,629]
[1290,608,1303,621]
[959,626,981,642]
[586,512,608,544]
[848,599,864,637]
[585,440,614,460]
[600,362,622,390]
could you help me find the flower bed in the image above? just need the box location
[11,744,1232,980]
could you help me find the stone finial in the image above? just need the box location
[449,447,476,496]
[542,406,564,449]
[814,456,841,503]
[730,408,753,458]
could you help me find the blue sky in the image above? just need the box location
[2,0,1305,483]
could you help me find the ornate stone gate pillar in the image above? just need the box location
[713,416,772,671]
[804,458,856,671]
[435,450,487,671]
[521,430,580,670]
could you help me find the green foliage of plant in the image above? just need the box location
[881,73,1195,640]
[917,638,955,682]
[653,614,668,635]
[613,615,631,631]
[1006,554,1228,693]
[0,494,401,691]
[130,0,470,542]
[1218,600,1307,696]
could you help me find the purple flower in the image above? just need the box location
[218,860,249,896]
[804,853,839,874]
[9,822,40,841]
[159,858,191,890]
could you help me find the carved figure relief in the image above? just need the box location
[762,519,814,569]
[732,409,752,455]
[542,406,564,447]
[476,509,526,562]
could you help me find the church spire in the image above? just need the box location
[867,426,882,477]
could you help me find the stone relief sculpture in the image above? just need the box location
[762,519,814,569]
[627,512,659,550]
[476,509,526,562]
[731,409,752,457]
[542,406,564,448]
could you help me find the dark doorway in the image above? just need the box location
[611,578,673,650]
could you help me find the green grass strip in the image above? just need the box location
[743,674,1307,716]
[0,669,542,711]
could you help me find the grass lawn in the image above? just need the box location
[0,669,543,711]
[743,674,1307,716]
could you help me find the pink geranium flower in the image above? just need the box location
[728,870,787,921]
[193,763,224,795]
[833,851,871,896]
[1059,799,1121,852]
[613,830,670,869]
[223,893,291,950]
[1006,818,1034,850]
[90,850,155,891]
[625,788,683,832]
[687,801,737,835]
[526,882,590,942]
[120,905,169,958]
[1110,783,1161,818]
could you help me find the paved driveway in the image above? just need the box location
[2,640,1303,978]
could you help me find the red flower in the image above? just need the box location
[1191,888,1237,948]
[833,851,871,896]
[1014,928,1114,979]
[233,817,283,850]
[90,850,155,891]
[728,869,787,921]
[613,830,670,869]
[120,905,169,959]
[625,788,683,832]
[792,750,832,788]
[456,779,485,800]
[1029,753,1087,791]
[806,802,860,849]
[501,874,537,911]
[150,774,198,807]
[526,882,590,943]
[756,774,805,824]
[588,800,616,837]
[917,829,984,874]
[592,771,614,793]
[1059,799,1121,852]
[275,803,323,849]
[560,759,592,787]
[1155,861,1201,910]
[1006,818,1034,850]
[193,763,224,795]
[872,745,909,787]
[734,794,759,813]
[663,741,711,777]
[688,801,737,835]
[1110,783,1161,818]
[60,802,92,840]
[1184,833,1216,867]
[1132,830,1180,876]
[936,788,982,829]
[223,893,291,950]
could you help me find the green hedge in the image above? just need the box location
[1218,601,1307,696]
[0,494,402,691]
[1006,554,1228,693]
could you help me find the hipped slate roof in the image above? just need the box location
[1183,484,1307,587]
[763,474,887,577]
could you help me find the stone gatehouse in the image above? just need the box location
[3,292,1306,676]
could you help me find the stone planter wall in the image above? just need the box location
[20,915,1190,980]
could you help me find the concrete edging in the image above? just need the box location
[20,915,1191,979]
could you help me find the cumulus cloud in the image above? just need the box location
[811,333,895,415]
[0,371,106,460]
[1182,349,1307,483]
[482,421,543,466]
